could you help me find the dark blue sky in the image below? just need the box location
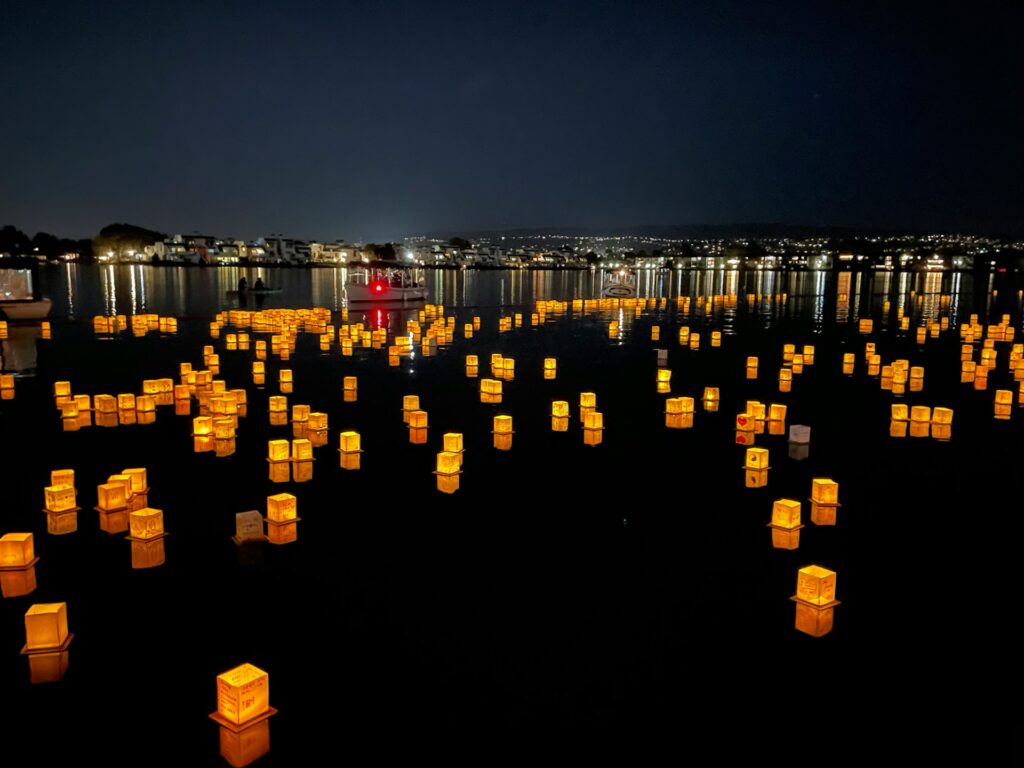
[2,0,1021,241]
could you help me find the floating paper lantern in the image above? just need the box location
[689,333,700,350]
[291,439,313,461]
[582,410,604,446]
[128,508,164,540]
[308,412,327,431]
[544,358,557,379]
[117,393,136,411]
[213,664,272,729]
[493,415,513,434]
[0,533,36,568]
[909,406,931,423]
[771,499,801,529]
[123,468,148,494]
[859,319,873,334]
[745,447,769,470]
[842,353,855,375]
[343,376,357,393]
[435,451,462,494]
[710,331,721,347]
[23,603,71,653]
[266,494,297,523]
[810,478,839,505]
[802,345,815,364]
[768,403,786,421]
[97,483,127,511]
[932,407,953,425]
[268,440,290,462]
[795,565,837,606]
[891,404,908,421]
[292,404,310,423]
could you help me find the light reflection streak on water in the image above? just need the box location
[836,272,851,324]
[129,265,138,314]
[949,272,962,327]
[919,272,943,324]
[103,265,116,316]
[897,272,910,319]
[812,270,826,331]
[65,264,75,319]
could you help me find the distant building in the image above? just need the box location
[310,242,359,265]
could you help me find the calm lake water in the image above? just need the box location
[1,265,1021,759]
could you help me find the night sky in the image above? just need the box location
[2,1,1021,241]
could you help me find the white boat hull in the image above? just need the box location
[346,285,427,303]
[0,298,52,320]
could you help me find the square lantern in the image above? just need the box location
[408,410,429,429]
[268,440,290,462]
[910,406,931,423]
[24,603,70,652]
[890,420,908,438]
[44,485,77,513]
[268,461,290,483]
[129,508,164,540]
[745,447,769,470]
[436,451,461,476]
[267,493,297,523]
[768,403,787,422]
[891,404,909,421]
[122,468,148,494]
[932,407,954,425]
[194,435,214,452]
[493,415,513,435]
[118,393,136,411]
[771,500,801,530]
[810,478,839,505]
[0,533,36,568]
[308,412,327,431]
[292,405,310,423]
[97,483,127,511]
[343,376,357,392]
[215,664,271,728]
[291,439,313,461]
[795,565,837,606]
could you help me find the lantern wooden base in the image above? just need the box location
[43,505,81,516]
[94,505,128,514]
[125,532,168,543]
[209,706,278,733]
[21,632,74,656]
[0,557,40,572]
[232,535,267,546]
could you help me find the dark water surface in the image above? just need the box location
[1,266,1021,759]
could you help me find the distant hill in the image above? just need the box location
[416,223,944,241]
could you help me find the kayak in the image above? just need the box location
[226,289,282,296]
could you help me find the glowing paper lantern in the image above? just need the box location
[544,358,557,379]
[810,478,839,505]
[213,664,273,728]
[128,508,165,541]
[97,483,127,512]
[0,533,36,569]
[745,447,769,470]
[23,603,71,652]
[435,451,462,494]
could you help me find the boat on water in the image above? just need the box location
[346,263,427,304]
[0,258,51,321]
[600,267,637,298]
